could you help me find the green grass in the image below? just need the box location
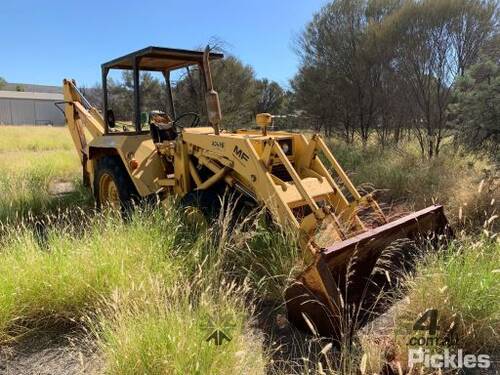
[221,213,303,301]
[0,204,268,373]
[0,127,269,373]
[99,278,266,375]
[0,209,183,340]
[0,125,74,152]
[394,236,500,356]
[329,138,485,204]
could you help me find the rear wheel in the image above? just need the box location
[94,157,138,212]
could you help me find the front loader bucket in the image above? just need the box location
[285,204,449,340]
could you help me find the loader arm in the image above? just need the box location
[178,128,449,341]
[181,130,386,253]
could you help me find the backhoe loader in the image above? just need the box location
[61,45,449,340]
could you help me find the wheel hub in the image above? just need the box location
[99,173,120,209]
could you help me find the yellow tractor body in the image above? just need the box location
[62,46,449,340]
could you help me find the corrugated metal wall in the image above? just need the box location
[0,100,11,124]
[0,98,65,125]
[35,100,65,125]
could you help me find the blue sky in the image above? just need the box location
[0,0,327,88]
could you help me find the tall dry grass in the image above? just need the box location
[0,205,270,373]
[0,126,90,222]
[0,125,74,152]
[327,138,498,230]
[394,235,499,355]
[0,209,183,341]
[98,276,266,374]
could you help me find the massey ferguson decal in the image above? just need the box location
[233,145,249,163]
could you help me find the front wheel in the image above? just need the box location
[94,157,138,212]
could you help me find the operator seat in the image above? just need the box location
[149,112,177,143]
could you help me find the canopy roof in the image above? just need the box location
[101,46,224,72]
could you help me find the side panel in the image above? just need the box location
[88,134,165,196]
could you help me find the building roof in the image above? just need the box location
[102,46,224,71]
[2,83,61,93]
[0,90,63,101]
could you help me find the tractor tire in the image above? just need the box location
[180,188,256,227]
[93,156,138,213]
[180,189,222,222]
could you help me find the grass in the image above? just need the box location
[0,125,74,152]
[394,236,499,356]
[0,127,271,373]
[214,205,304,301]
[350,237,499,375]
[0,125,497,374]
[0,126,90,222]
[327,137,497,230]
[0,206,269,373]
[99,278,266,375]
[0,209,182,341]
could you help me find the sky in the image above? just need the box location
[0,0,327,89]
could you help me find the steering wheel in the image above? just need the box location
[172,112,200,130]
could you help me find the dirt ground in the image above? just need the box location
[0,329,101,375]
[0,312,497,374]
[48,180,76,196]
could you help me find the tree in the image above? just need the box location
[451,36,499,157]
[293,0,404,145]
[212,56,259,126]
[0,77,6,89]
[80,84,103,110]
[82,53,286,129]
[292,64,351,137]
[107,73,134,122]
[138,72,167,114]
[292,0,497,155]
[86,71,168,123]
[378,0,496,157]
[174,56,262,128]
[255,79,286,114]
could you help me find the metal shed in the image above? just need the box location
[0,91,65,125]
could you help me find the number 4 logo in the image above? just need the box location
[413,309,439,335]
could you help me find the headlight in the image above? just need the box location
[278,139,293,155]
[281,143,290,154]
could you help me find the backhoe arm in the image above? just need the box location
[62,79,105,164]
